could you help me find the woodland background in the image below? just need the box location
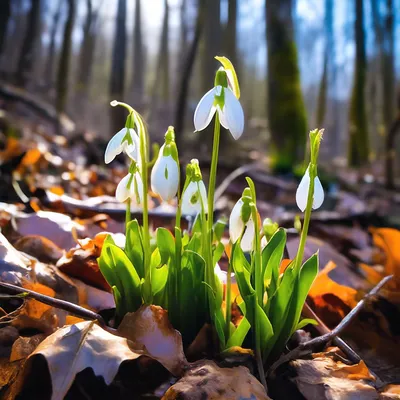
[0,0,399,181]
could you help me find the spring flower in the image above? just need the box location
[229,188,255,252]
[194,58,244,140]
[151,127,179,201]
[105,127,140,164]
[296,167,324,212]
[181,159,208,215]
[115,164,143,204]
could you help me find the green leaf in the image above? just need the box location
[295,318,318,331]
[105,244,142,312]
[290,253,319,336]
[268,265,296,334]
[156,227,175,266]
[213,242,225,269]
[213,219,226,242]
[150,248,168,296]
[231,244,253,298]
[125,220,144,278]
[262,228,286,298]
[226,317,251,349]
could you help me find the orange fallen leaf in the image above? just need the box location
[370,228,400,277]
[308,261,358,328]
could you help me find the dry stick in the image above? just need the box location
[303,303,361,364]
[267,275,393,376]
[0,281,107,327]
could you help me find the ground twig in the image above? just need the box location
[267,275,393,375]
[0,281,107,327]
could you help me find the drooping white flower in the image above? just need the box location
[115,171,143,204]
[296,167,324,212]
[105,127,140,164]
[150,127,179,202]
[229,198,255,252]
[194,85,244,140]
[181,180,208,215]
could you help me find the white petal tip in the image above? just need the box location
[110,100,118,107]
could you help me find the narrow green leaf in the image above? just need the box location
[295,318,318,331]
[290,253,319,335]
[106,244,142,312]
[125,219,144,278]
[157,227,175,266]
[226,317,251,349]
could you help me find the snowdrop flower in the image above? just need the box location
[229,188,255,252]
[181,159,208,215]
[151,127,179,201]
[115,165,143,204]
[194,59,244,140]
[105,127,141,164]
[296,167,324,212]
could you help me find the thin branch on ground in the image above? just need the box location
[0,281,107,327]
[267,275,393,376]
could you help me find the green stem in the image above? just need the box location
[294,166,315,273]
[225,259,232,340]
[252,206,263,307]
[138,124,151,302]
[125,200,131,230]
[207,113,221,233]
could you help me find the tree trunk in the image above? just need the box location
[382,0,395,133]
[348,0,369,166]
[174,0,204,147]
[202,0,220,94]
[15,0,41,87]
[385,93,400,189]
[0,0,11,57]
[265,0,307,172]
[109,0,127,134]
[44,0,63,88]
[316,0,333,129]
[76,0,97,99]
[224,0,237,69]
[152,0,169,102]
[130,0,145,105]
[56,0,76,116]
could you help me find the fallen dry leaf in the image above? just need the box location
[19,321,144,400]
[11,282,65,334]
[308,261,358,328]
[56,233,110,291]
[117,305,188,376]
[14,235,63,264]
[370,228,400,277]
[162,360,270,400]
[291,353,377,400]
[10,334,46,362]
[380,384,400,400]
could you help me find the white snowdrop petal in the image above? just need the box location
[229,199,245,243]
[104,128,127,164]
[197,181,208,214]
[241,218,255,252]
[218,106,229,130]
[132,171,144,204]
[181,180,208,215]
[115,173,131,203]
[151,154,179,201]
[296,168,311,212]
[312,176,324,210]
[223,88,244,140]
[124,129,140,162]
[181,181,199,215]
[194,88,218,131]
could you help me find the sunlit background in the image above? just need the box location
[0,0,399,177]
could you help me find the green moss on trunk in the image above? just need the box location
[266,0,307,173]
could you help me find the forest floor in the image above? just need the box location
[1,97,400,399]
